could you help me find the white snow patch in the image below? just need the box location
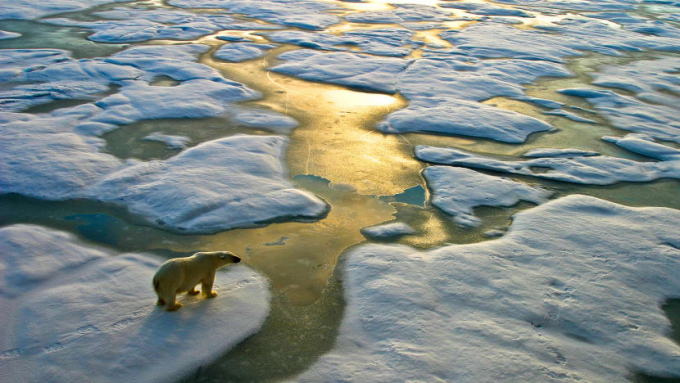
[423,166,552,227]
[0,0,133,20]
[169,0,341,30]
[214,43,277,62]
[0,224,270,383]
[142,132,190,149]
[361,222,415,239]
[415,143,680,185]
[86,135,329,233]
[294,195,680,381]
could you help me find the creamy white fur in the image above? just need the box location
[153,251,241,311]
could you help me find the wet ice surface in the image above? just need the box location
[423,166,552,227]
[0,225,270,383]
[415,137,680,185]
[361,222,415,239]
[169,0,341,30]
[295,196,680,382]
[0,0,133,20]
[1,0,680,381]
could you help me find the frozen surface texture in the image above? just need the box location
[271,50,410,93]
[266,28,419,57]
[87,135,329,233]
[0,0,132,20]
[143,132,190,149]
[439,20,680,62]
[423,166,552,227]
[0,225,271,383]
[273,52,569,142]
[416,141,680,185]
[0,46,320,233]
[343,4,453,24]
[361,222,415,239]
[169,0,340,30]
[44,8,273,43]
[294,195,680,382]
[558,88,680,144]
[214,43,277,62]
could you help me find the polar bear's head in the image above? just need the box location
[196,251,241,268]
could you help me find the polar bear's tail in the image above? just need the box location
[153,276,160,292]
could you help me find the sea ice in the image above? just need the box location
[415,142,680,185]
[271,50,410,93]
[169,0,341,30]
[45,8,275,43]
[0,224,270,383]
[361,222,415,239]
[558,88,680,144]
[86,135,329,233]
[0,0,132,20]
[0,30,19,39]
[294,195,680,381]
[214,43,277,62]
[266,28,419,57]
[440,18,680,62]
[273,51,570,142]
[423,166,552,227]
[143,132,191,149]
[590,57,680,108]
[343,3,453,24]
[439,1,534,17]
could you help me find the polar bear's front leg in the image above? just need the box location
[202,273,217,298]
[187,287,200,295]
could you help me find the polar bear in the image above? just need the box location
[153,251,241,311]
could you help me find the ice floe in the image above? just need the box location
[267,28,419,57]
[343,3,453,24]
[294,195,680,381]
[272,51,570,142]
[271,50,410,93]
[558,88,680,144]
[214,43,277,62]
[0,224,270,383]
[423,166,552,227]
[415,138,680,185]
[0,0,132,20]
[169,0,340,30]
[439,1,534,17]
[361,222,415,239]
[143,132,190,149]
[86,135,329,233]
[0,30,19,39]
[439,19,680,62]
[45,7,279,43]
[590,56,680,107]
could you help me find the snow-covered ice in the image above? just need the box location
[294,195,680,381]
[266,28,419,57]
[143,132,190,149]
[343,3,453,24]
[439,1,533,17]
[86,135,330,233]
[361,222,415,239]
[423,166,552,227]
[169,0,341,30]
[0,0,132,20]
[415,140,680,185]
[214,43,277,62]
[558,88,680,144]
[273,52,570,142]
[0,224,271,383]
[271,50,410,93]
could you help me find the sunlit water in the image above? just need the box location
[1,0,679,381]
